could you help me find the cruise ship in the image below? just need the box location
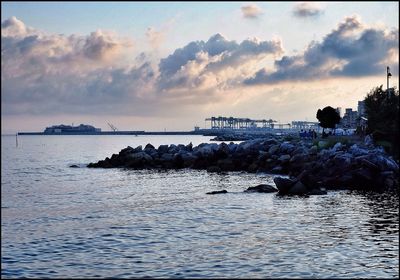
[43,124,101,134]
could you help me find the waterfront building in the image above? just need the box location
[340,108,358,128]
[357,101,366,117]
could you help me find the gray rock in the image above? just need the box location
[332,142,342,152]
[133,145,143,153]
[268,144,280,155]
[244,184,277,193]
[274,177,296,193]
[278,154,291,162]
[206,190,228,195]
[280,142,295,153]
[128,152,152,162]
[145,143,155,150]
[158,145,169,154]
[270,166,283,174]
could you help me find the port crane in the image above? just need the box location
[107,122,118,132]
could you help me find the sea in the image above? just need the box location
[1,135,399,278]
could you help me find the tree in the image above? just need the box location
[364,85,399,158]
[316,106,341,135]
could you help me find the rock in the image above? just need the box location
[120,146,134,155]
[145,143,155,150]
[207,166,222,173]
[133,145,143,153]
[216,142,230,158]
[278,154,291,162]
[180,153,197,168]
[160,153,174,162]
[270,166,283,174]
[333,154,352,169]
[206,190,228,195]
[69,164,79,168]
[280,142,295,154]
[349,144,368,157]
[273,177,296,194]
[309,145,318,155]
[244,184,277,193]
[168,144,179,154]
[268,144,280,155]
[290,154,305,163]
[288,181,308,195]
[158,144,169,154]
[173,153,184,168]
[332,142,342,152]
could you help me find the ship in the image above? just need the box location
[44,124,101,134]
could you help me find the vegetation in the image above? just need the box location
[316,106,341,136]
[364,85,399,159]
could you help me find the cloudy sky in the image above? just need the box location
[1,1,398,134]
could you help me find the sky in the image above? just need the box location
[1,1,399,134]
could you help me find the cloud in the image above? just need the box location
[157,33,282,91]
[1,16,36,37]
[293,2,323,18]
[2,17,281,117]
[2,15,398,123]
[241,4,264,19]
[244,15,399,85]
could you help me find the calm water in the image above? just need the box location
[1,135,399,278]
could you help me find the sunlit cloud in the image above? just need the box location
[244,15,399,85]
[241,3,264,19]
[293,2,324,18]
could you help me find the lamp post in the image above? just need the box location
[387,66,392,97]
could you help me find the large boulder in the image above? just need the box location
[158,144,169,154]
[273,177,296,194]
[145,143,155,150]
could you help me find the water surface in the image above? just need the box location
[2,135,399,278]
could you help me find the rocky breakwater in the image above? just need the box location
[87,138,399,193]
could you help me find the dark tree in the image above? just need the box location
[316,106,341,135]
[364,85,399,158]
